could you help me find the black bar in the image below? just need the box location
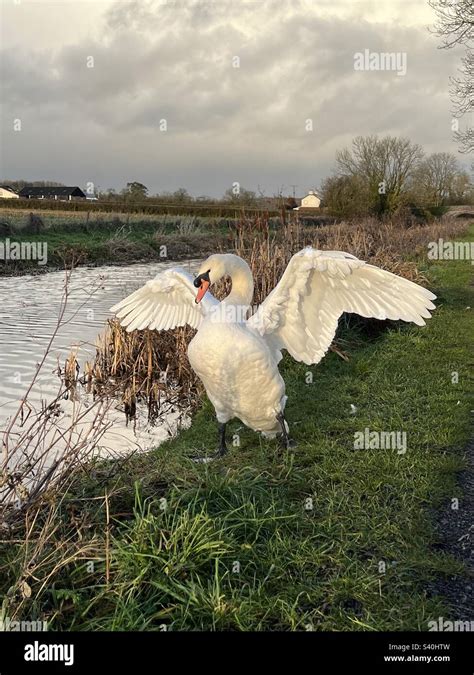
[0,631,471,673]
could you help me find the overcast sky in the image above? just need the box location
[0,0,468,197]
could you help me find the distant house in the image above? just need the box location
[294,191,321,210]
[0,185,19,199]
[18,186,86,201]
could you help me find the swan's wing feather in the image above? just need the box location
[110,267,217,332]
[247,248,436,365]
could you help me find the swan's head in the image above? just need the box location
[193,254,251,304]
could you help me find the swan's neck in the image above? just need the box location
[224,259,254,308]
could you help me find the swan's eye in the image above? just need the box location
[193,270,211,288]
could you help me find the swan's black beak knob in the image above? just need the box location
[193,270,211,303]
[193,270,211,288]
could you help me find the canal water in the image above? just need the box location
[0,260,200,458]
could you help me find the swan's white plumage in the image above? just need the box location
[111,248,436,435]
[110,267,218,332]
[247,248,436,365]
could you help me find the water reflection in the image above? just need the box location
[0,260,200,454]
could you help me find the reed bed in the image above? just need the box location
[87,323,201,424]
[233,213,468,301]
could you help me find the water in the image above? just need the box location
[0,260,200,457]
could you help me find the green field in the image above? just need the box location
[2,226,472,631]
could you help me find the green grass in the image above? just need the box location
[2,228,473,631]
[0,210,239,272]
[0,225,231,273]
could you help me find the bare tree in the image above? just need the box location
[223,186,258,206]
[429,0,474,153]
[410,152,470,205]
[335,136,423,214]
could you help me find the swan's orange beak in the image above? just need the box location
[194,269,211,304]
[195,279,210,304]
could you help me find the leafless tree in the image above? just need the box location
[429,0,474,153]
[336,136,423,213]
[410,152,470,205]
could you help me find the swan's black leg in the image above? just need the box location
[276,412,296,450]
[217,422,228,457]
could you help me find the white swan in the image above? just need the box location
[111,248,436,455]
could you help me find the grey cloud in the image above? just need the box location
[0,0,465,196]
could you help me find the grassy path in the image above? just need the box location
[2,227,473,631]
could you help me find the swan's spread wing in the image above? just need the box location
[110,267,218,332]
[247,248,436,365]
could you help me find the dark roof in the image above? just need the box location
[0,185,18,193]
[18,186,86,198]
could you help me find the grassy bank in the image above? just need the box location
[0,208,289,274]
[0,206,457,275]
[1,225,472,631]
[0,214,236,274]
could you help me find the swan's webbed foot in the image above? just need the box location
[281,437,298,450]
[190,422,228,463]
[276,412,297,450]
[216,422,228,458]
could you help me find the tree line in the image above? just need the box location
[321,136,472,218]
[3,136,472,219]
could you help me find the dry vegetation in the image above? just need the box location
[89,322,200,425]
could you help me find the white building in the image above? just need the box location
[299,191,321,209]
[0,186,19,199]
